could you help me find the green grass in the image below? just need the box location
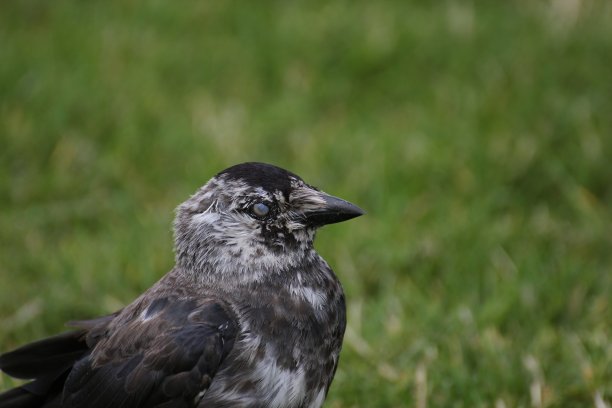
[1,1,611,406]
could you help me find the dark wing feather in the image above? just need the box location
[62,299,238,408]
[0,331,86,380]
[0,315,115,408]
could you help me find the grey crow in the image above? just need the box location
[0,162,364,408]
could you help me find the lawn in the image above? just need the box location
[1,1,611,406]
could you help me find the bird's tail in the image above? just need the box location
[0,330,89,408]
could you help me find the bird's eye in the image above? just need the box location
[252,203,270,217]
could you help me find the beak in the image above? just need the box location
[302,192,365,227]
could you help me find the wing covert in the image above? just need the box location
[62,299,238,408]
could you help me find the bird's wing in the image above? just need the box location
[0,314,116,408]
[62,298,238,408]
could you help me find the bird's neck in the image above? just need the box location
[175,241,319,286]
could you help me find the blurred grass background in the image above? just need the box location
[1,1,611,406]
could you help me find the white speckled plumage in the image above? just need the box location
[0,162,364,408]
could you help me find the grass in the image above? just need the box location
[1,1,611,406]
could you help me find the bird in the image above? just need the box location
[0,162,364,408]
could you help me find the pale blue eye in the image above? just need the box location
[253,203,270,217]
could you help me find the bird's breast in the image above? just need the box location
[199,277,345,408]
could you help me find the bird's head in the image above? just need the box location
[173,162,364,277]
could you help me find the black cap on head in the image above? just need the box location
[217,162,303,198]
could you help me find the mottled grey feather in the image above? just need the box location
[0,162,363,408]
